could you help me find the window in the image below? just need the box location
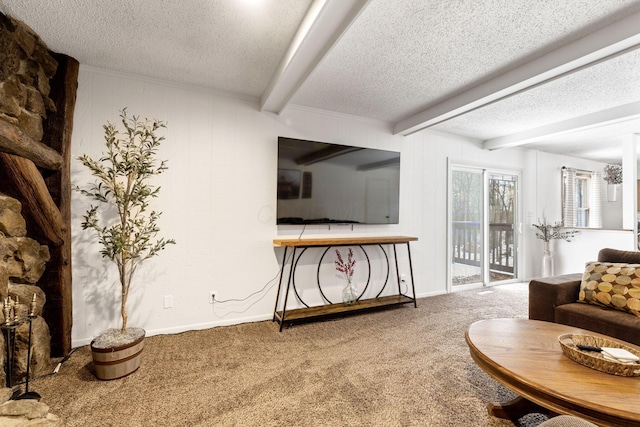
[575,175,589,227]
[562,167,602,228]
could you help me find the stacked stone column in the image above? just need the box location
[0,193,50,385]
[0,12,57,142]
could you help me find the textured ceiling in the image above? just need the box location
[291,0,640,123]
[0,0,312,97]
[1,0,640,161]
[431,48,640,140]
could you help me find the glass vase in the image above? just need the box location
[542,241,554,277]
[342,279,358,306]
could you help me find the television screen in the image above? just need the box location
[277,137,400,225]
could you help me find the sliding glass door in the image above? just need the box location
[487,173,517,283]
[450,169,483,285]
[449,165,519,288]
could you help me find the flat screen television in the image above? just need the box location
[277,137,400,225]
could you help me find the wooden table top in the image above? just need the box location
[273,236,417,247]
[466,318,640,426]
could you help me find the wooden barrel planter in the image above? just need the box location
[90,332,145,380]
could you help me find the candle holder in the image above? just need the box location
[15,314,40,401]
[0,294,41,401]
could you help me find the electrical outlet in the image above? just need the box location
[164,295,173,309]
[209,291,216,304]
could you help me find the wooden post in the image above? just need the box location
[41,53,79,357]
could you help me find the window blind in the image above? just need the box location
[563,167,577,227]
[590,171,603,228]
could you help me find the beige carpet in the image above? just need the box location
[31,283,548,426]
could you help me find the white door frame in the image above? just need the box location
[447,159,522,292]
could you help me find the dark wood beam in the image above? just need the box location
[41,53,79,357]
[0,120,63,170]
[0,152,65,246]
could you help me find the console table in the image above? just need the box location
[272,236,418,331]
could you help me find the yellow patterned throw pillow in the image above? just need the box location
[578,261,640,317]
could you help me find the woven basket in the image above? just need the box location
[558,334,640,377]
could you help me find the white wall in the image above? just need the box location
[526,149,623,228]
[553,229,636,274]
[71,66,535,347]
[73,67,283,346]
[523,149,634,277]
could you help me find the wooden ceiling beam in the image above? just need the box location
[483,101,640,150]
[260,0,371,114]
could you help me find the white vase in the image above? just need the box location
[542,241,554,277]
[607,183,620,202]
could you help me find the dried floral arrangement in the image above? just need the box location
[604,164,622,184]
[335,248,356,282]
[532,217,578,242]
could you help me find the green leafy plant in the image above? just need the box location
[76,109,175,332]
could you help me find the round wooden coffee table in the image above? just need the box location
[466,318,640,426]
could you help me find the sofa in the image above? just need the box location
[529,248,640,346]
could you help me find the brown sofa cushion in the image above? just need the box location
[529,274,582,322]
[555,302,640,346]
[529,248,640,347]
[598,248,640,264]
[578,261,640,317]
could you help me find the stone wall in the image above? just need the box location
[0,193,51,385]
[0,12,57,142]
[0,388,62,426]
[0,10,75,358]
[0,10,60,371]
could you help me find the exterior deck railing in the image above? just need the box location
[452,221,514,275]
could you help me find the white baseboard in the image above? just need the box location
[72,313,274,348]
[72,291,448,348]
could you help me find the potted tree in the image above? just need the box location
[76,109,175,380]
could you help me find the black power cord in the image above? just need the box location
[214,225,306,306]
[13,346,80,388]
[213,249,293,305]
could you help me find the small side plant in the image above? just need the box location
[604,164,622,184]
[335,248,356,283]
[532,217,578,242]
[76,109,175,335]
